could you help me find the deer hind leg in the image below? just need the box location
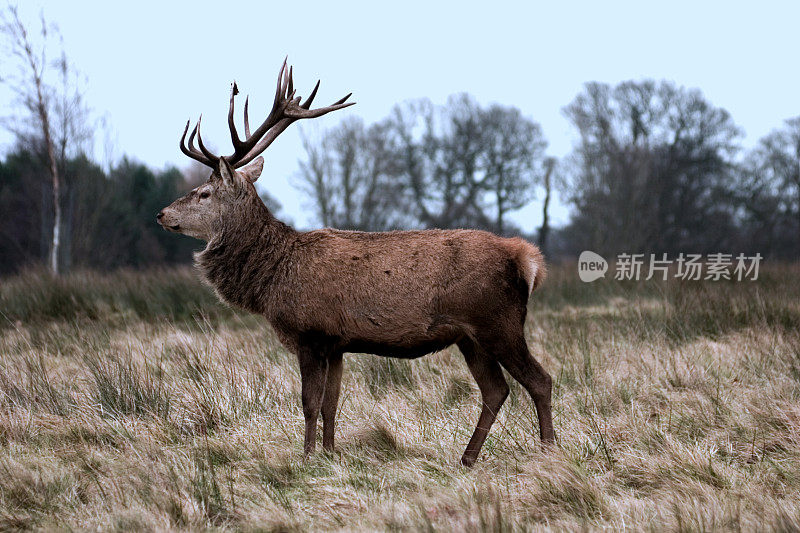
[297,348,329,456]
[321,352,343,452]
[495,333,556,445]
[457,339,510,467]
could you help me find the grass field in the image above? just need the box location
[1,265,799,531]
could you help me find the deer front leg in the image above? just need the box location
[322,353,343,452]
[297,349,328,456]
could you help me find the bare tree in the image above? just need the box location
[1,5,90,274]
[741,117,800,257]
[297,118,406,230]
[480,104,547,234]
[298,129,335,227]
[382,95,546,231]
[538,157,556,253]
[563,80,741,255]
[386,97,485,229]
[297,95,548,234]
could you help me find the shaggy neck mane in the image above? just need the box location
[196,200,294,314]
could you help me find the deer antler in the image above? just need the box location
[179,58,355,170]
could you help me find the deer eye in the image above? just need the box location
[199,190,211,199]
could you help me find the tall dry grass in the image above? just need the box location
[0,264,799,530]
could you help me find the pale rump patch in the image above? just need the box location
[527,257,539,295]
[504,237,546,296]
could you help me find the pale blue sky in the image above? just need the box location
[2,0,799,231]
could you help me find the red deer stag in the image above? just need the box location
[158,60,554,466]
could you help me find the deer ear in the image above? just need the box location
[217,157,235,187]
[238,156,264,183]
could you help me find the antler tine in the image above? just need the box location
[223,59,290,165]
[187,123,202,156]
[273,58,287,107]
[333,93,353,106]
[285,94,355,119]
[296,78,352,114]
[194,116,219,162]
[243,96,251,138]
[265,58,288,123]
[227,82,243,149]
[180,120,215,167]
[279,62,292,104]
[301,80,321,109]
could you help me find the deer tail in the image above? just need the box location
[507,238,547,297]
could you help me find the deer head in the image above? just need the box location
[157,59,354,240]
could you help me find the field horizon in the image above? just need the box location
[1,264,799,531]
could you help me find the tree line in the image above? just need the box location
[561,81,799,259]
[0,152,201,274]
[297,95,548,236]
[1,79,798,275]
[297,82,800,260]
[1,7,798,275]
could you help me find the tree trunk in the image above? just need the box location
[539,158,555,254]
[37,92,61,275]
[495,164,505,235]
[61,179,74,272]
[496,195,504,235]
[50,168,61,273]
[796,185,800,257]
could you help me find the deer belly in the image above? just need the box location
[339,311,465,358]
[342,337,458,359]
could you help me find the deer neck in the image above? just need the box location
[195,203,294,314]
